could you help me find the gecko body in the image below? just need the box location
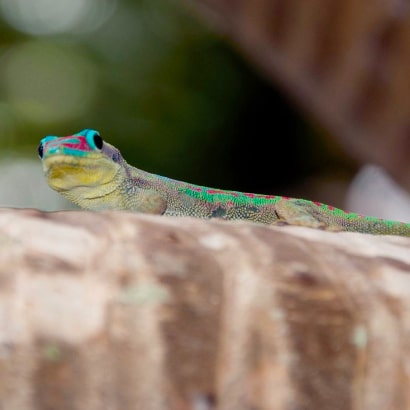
[38,129,410,236]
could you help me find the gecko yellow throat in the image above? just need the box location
[43,153,124,210]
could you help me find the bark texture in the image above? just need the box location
[187,0,410,189]
[0,208,410,409]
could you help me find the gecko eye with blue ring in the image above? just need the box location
[93,133,103,150]
[83,129,103,151]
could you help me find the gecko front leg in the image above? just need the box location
[273,199,341,231]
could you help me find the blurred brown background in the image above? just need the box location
[0,0,409,216]
[191,0,410,185]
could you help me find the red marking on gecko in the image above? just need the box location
[207,189,240,197]
[65,136,91,151]
[47,136,91,152]
[314,201,340,211]
[244,193,281,199]
[188,186,203,193]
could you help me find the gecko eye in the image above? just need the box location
[83,129,104,150]
[92,133,103,150]
[37,143,44,159]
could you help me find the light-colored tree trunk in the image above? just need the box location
[0,209,409,409]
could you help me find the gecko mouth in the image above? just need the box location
[43,153,104,169]
[43,154,121,191]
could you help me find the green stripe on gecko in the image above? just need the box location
[181,185,283,206]
[38,129,410,237]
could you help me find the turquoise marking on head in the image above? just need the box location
[40,129,103,159]
[41,136,58,144]
[74,129,95,137]
[42,139,85,160]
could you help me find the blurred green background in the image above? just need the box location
[0,0,347,210]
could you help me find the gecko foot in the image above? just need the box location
[274,198,341,231]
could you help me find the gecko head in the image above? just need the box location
[38,129,127,208]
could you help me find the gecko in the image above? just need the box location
[37,129,410,236]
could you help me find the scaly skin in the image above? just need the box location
[38,129,410,236]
